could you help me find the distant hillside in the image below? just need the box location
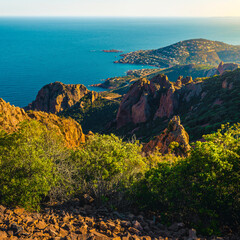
[115,39,240,67]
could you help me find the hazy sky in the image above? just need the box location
[1,0,240,17]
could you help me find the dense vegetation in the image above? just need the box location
[0,121,63,209]
[181,69,240,140]
[60,95,120,133]
[0,120,145,209]
[0,119,240,235]
[134,123,240,235]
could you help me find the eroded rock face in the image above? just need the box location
[154,86,177,119]
[25,82,95,114]
[143,116,191,156]
[207,61,239,77]
[217,61,239,75]
[116,68,236,132]
[116,78,151,129]
[116,74,180,129]
[27,111,85,148]
[0,99,30,132]
[0,98,85,148]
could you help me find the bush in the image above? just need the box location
[0,120,67,210]
[134,123,240,235]
[70,133,146,206]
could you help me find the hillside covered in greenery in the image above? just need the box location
[116,39,240,67]
[0,117,240,237]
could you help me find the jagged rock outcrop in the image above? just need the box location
[25,82,98,114]
[143,116,191,156]
[116,74,195,129]
[217,61,239,75]
[115,67,240,142]
[0,98,85,148]
[206,61,239,77]
[0,99,30,132]
[116,78,151,129]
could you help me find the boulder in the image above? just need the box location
[143,116,191,156]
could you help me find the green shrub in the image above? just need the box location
[70,133,146,206]
[134,123,240,235]
[0,120,66,210]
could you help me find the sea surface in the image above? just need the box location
[0,17,240,107]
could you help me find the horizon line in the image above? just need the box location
[0,15,240,18]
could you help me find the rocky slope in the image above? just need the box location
[143,116,191,157]
[0,200,233,240]
[0,98,85,148]
[114,68,240,141]
[116,74,188,129]
[25,81,98,114]
[115,39,240,68]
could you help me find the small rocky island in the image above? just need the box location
[102,49,123,53]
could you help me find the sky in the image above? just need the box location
[0,0,240,17]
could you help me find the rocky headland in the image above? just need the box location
[25,82,98,114]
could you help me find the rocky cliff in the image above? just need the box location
[114,68,240,141]
[116,74,194,129]
[143,116,191,156]
[206,61,239,77]
[25,82,98,114]
[0,98,85,148]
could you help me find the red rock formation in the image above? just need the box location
[217,61,239,75]
[116,78,151,129]
[143,116,190,156]
[116,74,180,128]
[25,82,97,114]
[0,99,30,132]
[207,61,239,77]
[154,85,176,119]
[0,98,85,148]
[131,94,151,124]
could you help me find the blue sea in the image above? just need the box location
[0,17,240,107]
